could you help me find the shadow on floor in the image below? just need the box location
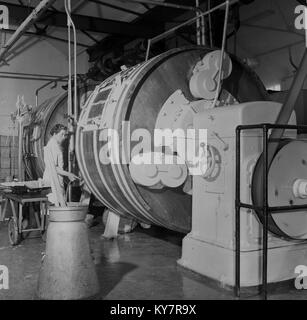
[135,224,184,247]
[92,237,138,299]
[96,260,137,299]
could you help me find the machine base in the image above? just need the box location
[178,233,307,287]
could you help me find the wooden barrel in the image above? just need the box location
[76,46,268,233]
[23,85,93,180]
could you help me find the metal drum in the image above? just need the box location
[76,46,268,233]
[23,85,93,180]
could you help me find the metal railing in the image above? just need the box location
[235,123,307,300]
[145,0,239,60]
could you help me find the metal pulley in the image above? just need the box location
[189,50,232,101]
[252,140,307,239]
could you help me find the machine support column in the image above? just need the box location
[235,127,241,298]
[262,125,269,300]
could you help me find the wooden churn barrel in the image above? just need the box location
[76,46,269,233]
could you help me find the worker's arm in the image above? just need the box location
[55,144,79,181]
[55,167,79,182]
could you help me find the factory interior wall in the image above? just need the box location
[0,1,304,149]
[164,0,305,93]
[227,0,305,91]
[0,33,89,136]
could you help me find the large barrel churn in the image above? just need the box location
[23,83,94,180]
[76,46,269,233]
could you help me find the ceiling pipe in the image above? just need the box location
[146,0,239,60]
[3,28,89,48]
[0,71,67,80]
[120,0,198,11]
[0,0,57,64]
[88,0,143,16]
[0,74,66,82]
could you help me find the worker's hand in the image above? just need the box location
[68,173,79,182]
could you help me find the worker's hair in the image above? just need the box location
[50,123,68,136]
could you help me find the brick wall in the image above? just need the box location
[0,135,18,182]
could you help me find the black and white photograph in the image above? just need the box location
[0,0,307,307]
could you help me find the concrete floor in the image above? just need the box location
[0,218,307,300]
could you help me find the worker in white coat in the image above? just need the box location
[43,123,78,203]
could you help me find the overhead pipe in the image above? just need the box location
[0,71,67,80]
[0,0,57,64]
[146,0,239,60]
[0,74,67,82]
[88,0,143,16]
[120,0,198,11]
[35,75,69,109]
[3,28,89,48]
[150,0,237,44]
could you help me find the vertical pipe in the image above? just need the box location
[18,120,23,181]
[67,2,78,121]
[235,126,241,298]
[73,35,77,120]
[201,13,206,45]
[262,125,268,300]
[71,1,79,201]
[212,0,229,108]
[12,126,16,179]
[72,7,78,203]
[35,93,38,109]
[196,0,201,45]
[65,0,73,201]
[9,134,12,177]
[145,39,151,61]
[65,0,72,127]
[208,0,213,47]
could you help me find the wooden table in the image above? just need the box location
[0,191,49,245]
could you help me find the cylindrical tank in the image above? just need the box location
[23,84,94,180]
[76,46,269,233]
[37,202,100,299]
